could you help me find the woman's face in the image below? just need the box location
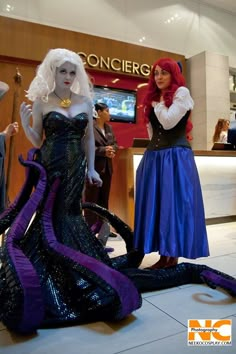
[98,108,110,121]
[55,61,76,90]
[224,120,230,130]
[154,65,172,91]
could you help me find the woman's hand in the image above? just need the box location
[20,102,32,129]
[105,146,115,158]
[3,122,19,139]
[87,170,103,187]
[151,101,158,108]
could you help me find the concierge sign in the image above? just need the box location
[78,52,151,77]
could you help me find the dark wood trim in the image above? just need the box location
[0,55,40,66]
[206,216,236,225]
[194,150,236,157]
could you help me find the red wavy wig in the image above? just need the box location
[144,58,186,120]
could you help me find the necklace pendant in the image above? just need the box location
[60,99,72,108]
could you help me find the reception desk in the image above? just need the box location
[109,148,236,229]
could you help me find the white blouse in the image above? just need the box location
[218,131,228,143]
[153,86,194,130]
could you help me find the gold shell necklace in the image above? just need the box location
[54,91,72,108]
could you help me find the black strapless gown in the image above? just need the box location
[0,112,235,334]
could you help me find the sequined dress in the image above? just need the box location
[0,112,235,334]
[0,112,142,333]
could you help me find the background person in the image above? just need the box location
[0,81,19,213]
[0,122,19,213]
[84,102,118,248]
[212,118,230,143]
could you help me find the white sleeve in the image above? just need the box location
[153,87,194,130]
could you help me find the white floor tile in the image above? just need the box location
[119,316,236,354]
[0,301,184,354]
[0,222,236,353]
[146,284,236,325]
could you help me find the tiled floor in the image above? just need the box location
[0,222,236,353]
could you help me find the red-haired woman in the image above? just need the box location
[134,58,209,269]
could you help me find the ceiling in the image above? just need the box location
[1,0,236,66]
[201,0,236,14]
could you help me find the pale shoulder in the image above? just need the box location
[73,94,92,107]
[73,93,92,102]
[80,94,93,106]
[79,95,93,114]
[0,81,9,99]
[0,81,9,92]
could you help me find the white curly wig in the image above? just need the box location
[26,48,93,102]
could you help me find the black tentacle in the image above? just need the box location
[82,202,144,269]
[122,262,236,298]
[82,202,134,252]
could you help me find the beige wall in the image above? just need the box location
[187,51,230,150]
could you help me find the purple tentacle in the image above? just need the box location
[43,180,142,321]
[0,148,39,233]
[201,270,236,297]
[3,157,47,333]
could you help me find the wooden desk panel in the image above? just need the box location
[110,148,236,229]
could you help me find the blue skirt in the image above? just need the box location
[134,147,209,259]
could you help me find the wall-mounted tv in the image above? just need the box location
[93,85,137,123]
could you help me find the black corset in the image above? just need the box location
[147,109,191,150]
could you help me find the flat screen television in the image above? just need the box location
[93,85,137,123]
